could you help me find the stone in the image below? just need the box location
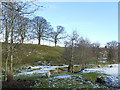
[96,76,105,84]
[110,65,112,68]
[98,65,101,68]
[28,67,31,69]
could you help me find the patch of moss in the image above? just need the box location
[80,72,107,83]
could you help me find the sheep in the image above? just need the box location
[46,72,51,78]
[54,70,57,73]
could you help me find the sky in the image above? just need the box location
[29,2,118,47]
[1,2,117,47]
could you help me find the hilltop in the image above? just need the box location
[2,43,66,67]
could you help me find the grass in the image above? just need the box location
[14,73,45,80]
[13,67,110,88]
[80,72,104,83]
[1,42,117,88]
[2,43,66,68]
[15,73,94,88]
[2,42,111,70]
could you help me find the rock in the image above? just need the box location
[23,80,27,82]
[37,61,41,64]
[46,72,51,78]
[83,81,88,84]
[17,79,21,81]
[22,66,26,70]
[110,65,112,68]
[39,67,42,69]
[98,65,101,68]
[48,63,51,66]
[55,68,58,70]
[42,61,47,66]
[28,67,31,69]
[96,76,105,84]
[84,66,88,68]
[14,70,21,73]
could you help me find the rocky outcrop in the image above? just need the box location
[96,76,105,84]
[96,75,120,88]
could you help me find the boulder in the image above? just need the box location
[110,65,112,68]
[22,66,26,70]
[98,65,101,68]
[96,76,105,84]
[28,67,31,69]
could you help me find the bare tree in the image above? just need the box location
[32,16,49,45]
[91,42,100,60]
[51,25,66,47]
[16,16,31,44]
[63,31,99,72]
[1,2,43,81]
[44,25,54,46]
[63,30,79,72]
[75,38,94,67]
[106,41,118,63]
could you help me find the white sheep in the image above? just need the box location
[46,72,51,78]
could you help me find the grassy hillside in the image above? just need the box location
[2,43,66,67]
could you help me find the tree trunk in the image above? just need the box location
[4,20,9,80]
[5,59,8,80]
[10,54,13,73]
[38,31,41,45]
[5,19,8,43]
[9,44,14,81]
[21,38,24,44]
[55,43,56,47]
[38,37,41,45]
[21,26,26,44]
[4,43,8,80]
[7,67,13,82]
[68,40,74,73]
[68,62,73,73]
[21,36,24,44]
[55,39,57,47]
[8,9,14,79]
[11,25,14,44]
